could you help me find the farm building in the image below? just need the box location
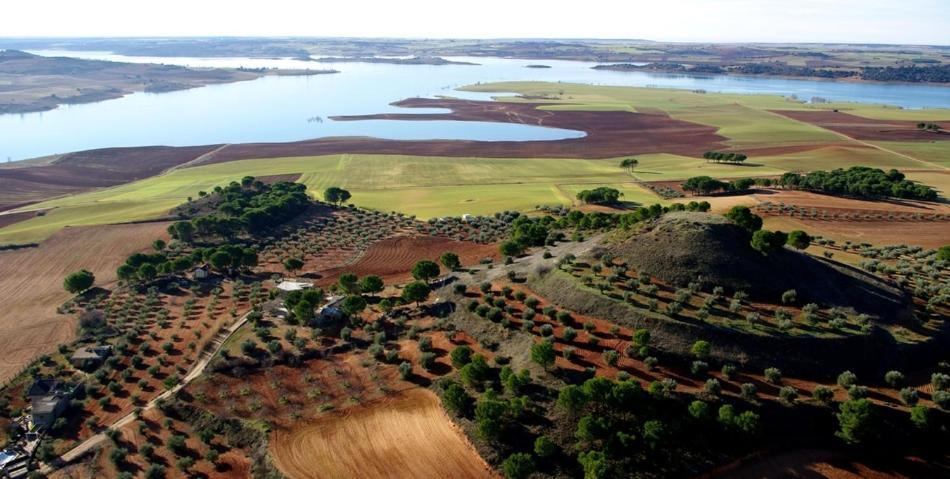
[276,280,313,292]
[27,378,74,429]
[69,345,112,369]
[315,295,345,325]
[192,265,210,280]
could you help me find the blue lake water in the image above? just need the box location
[1,51,948,162]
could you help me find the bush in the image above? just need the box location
[899,387,919,406]
[721,364,737,380]
[644,356,658,371]
[836,399,874,445]
[534,436,556,457]
[443,382,471,416]
[751,229,787,255]
[603,350,619,366]
[779,386,798,405]
[932,372,950,391]
[398,361,412,379]
[691,360,709,376]
[781,289,797,304]
[704,378,721,396]
[420,352,436,371]
[847,385,868,400]
[813,385,834,405]
[884,370,905,387]
[689,400,710,420]
[530,340,556,369]
[740,383,757,401]
[450,346,473,368]
[837,371,858,389]
[933,390,950,410]
[691,340,711,359]
[562,327,577,342]
[764,367,782,384]
[539,324,554,337]
[910,405,931,429]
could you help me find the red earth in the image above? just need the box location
[771,110,949,141]
[196,98,726,165]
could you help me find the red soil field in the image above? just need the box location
[197,98,727,165]
[314,235,500,287]
[772,110,950,141]
[0,222,169,383]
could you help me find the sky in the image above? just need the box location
[4,0,949,45]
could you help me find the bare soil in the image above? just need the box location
[314,235,500,286]
[270,388,496,479]
[772,110,950,141]
[0,145,221,211]
[0,221,169,382]
[196,97,727,165]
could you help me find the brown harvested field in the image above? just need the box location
[314,235,500,286]
[0,145,221,211]
[772,110,950,141]
[197,97,726,165]
[714,449,949,479]
[763,215,950,249]
[754,189,950,215]
[270,388,496,479]
[748,189,950,247]
[0,209,41,229]
[0,221,169,382]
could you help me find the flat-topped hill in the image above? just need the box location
[608,212,908,318]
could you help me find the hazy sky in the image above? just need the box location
[5,0,949,45]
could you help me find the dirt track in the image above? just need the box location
[196,98,726,165]
[270,388,496,479]
[0,222,169,382]
[772,110,949,141]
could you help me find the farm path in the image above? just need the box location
[44,310,253,471]
[768,110,947,171]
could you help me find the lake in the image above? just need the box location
[1,51,948,162]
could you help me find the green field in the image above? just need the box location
[3,81,947,245]
[0,154,665,244]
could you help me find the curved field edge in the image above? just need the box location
[269,388,496,479]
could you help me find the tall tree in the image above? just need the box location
[63,269,95,294]
[411,260,441,283]
[323,186,352,205]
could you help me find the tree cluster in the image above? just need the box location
[682,176,757,195]
[500,202,712,256]
[779,167,938,201]
[576,187,623,205]
[169,179,310,242]
[702,151,748,164]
